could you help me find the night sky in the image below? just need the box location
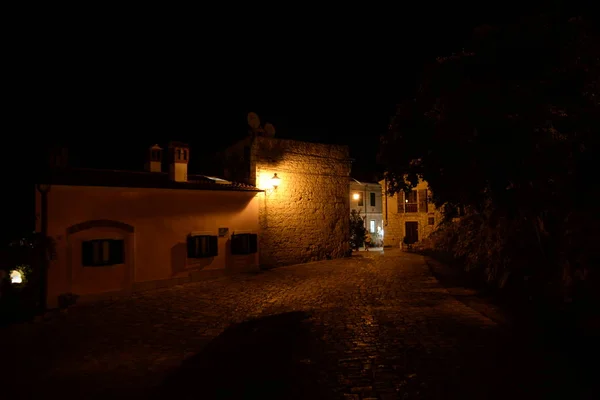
[4,0,589,238]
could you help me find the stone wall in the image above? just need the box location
[381,179,442,248]
[251,137,352,267]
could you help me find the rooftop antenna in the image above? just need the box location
[247,112,261,129]
[264,122,276,137]
[247,111,266,137]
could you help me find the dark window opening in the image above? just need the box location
[231,233,258,255]
[187,235,218,258]
[370,192,376,207]
[82,239,124,266]
[358,196,363,207]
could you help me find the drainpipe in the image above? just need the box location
[384,176,388,226]
[36,184,50,313]
[364,184,367,230]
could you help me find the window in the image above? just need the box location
[358,195,363,207]
[428,217,435,225]
[183,150,187,161]
[370,192,375,207]
[82,239,124,266]
[370,220,376,233]
[187,235,218,258]
[231,233,258,255]
[406,190,418,213]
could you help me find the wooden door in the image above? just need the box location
[405,221,419,244]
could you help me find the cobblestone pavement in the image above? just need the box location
[0,250,586,399]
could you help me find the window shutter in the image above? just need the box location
[209,235,218,257]
[249,234,258,254]
[397,191,405,213]
[82,241,93,266]
[418,189,428,213]
[187,236,196,258]
[231,234,241,255]
[110,240,124,264]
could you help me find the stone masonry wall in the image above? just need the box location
[252,137,351,267]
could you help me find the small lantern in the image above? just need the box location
[270,173,280,189]
[10,270,23,284]
[352,193,360,200]
[405,198,409,203]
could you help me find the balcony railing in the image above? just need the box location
[405,203,418,213]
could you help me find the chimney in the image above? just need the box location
[145,144,163,172]
[168,141,189,182]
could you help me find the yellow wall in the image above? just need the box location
[380,179,443,247]
[349,180,384,241]
[36,185,259,307]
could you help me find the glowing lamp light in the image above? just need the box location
[270,173,280,189]
[352,193,360,200]
[10,270,23,284]
[405,199,409,203]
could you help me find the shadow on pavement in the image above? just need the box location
[155,311,331,400]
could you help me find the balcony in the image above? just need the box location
[404,203,418,213]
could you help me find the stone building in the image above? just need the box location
[380,178,442,247]
[35,142,262,307]
[349,179,383,246]
[224,135,352,267]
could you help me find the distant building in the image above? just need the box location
[380,178,442,247]
[36,142,262,308]
[349,179,383,246]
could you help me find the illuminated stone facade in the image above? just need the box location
[224,136,352,267]
[380,178,443,248]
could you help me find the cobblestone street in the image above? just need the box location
[0,250,582,399]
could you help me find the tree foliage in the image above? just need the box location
[349,210,367,250]
[380,14,600,305]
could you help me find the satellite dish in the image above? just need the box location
[264,123,276,137]
[247,112,261,129]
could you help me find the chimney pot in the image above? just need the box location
[168,141,189,182]
[145,144,163,172]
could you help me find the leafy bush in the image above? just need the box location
[349,210,367,250]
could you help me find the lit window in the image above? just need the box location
[370,220,376,233]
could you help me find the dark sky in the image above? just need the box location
[16,2,565,181]
[5,0,591,239]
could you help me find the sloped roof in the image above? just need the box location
[39,168,262,192]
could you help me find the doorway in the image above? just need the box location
[405,221,419,244]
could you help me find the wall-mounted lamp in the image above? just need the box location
[10,270,23,284]
[352,193,360,200]
[270,173,280,189]
[405,199,409,203]
[37,183,51,194]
